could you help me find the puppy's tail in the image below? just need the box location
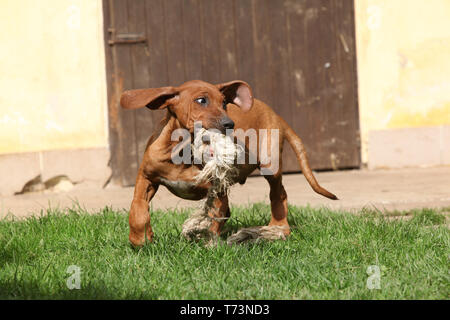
[283,120,338,200]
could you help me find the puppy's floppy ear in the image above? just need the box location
[120,87,178,110]
[216,80,253,112]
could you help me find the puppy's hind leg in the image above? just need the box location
[259,128,290,236]
[226,173,289,245]
[264,173,291,236]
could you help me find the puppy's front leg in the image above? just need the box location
[207,194,230,237]
[129,170,158,246]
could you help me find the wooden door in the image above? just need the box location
[103,0,361,186]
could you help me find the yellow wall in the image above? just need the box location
[355,0,450,163]
[0,0,107,154]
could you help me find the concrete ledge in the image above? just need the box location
[368,125,450,169]
[0,147,111,196]
[41,148,111,184]
[0,152,41,196]
[1,167,450,219]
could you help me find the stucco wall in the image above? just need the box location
[0,0,108,154]
[355,0,450,163]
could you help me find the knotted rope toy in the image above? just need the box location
[181,128,286,245]
[182,128,242,244]
[192,128,243,195]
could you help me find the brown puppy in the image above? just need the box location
[120,80,337,246]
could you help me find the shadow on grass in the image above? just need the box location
[0,280,161,300]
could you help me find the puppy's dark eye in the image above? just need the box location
[195,97,208,106]
[222,100,227,110]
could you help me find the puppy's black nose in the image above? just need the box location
[220,117,235,130]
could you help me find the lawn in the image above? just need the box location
[0,204,448,299]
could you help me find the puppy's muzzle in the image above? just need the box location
[219,117,235,131]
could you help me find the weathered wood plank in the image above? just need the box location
[182,0,203,80]
[234,0,256,86]
[285,0,360,170]
[199,0,222,83]
[265,0,297,172]
[163,0,186,86]
[109,0,139,186]
[216,0,238,82]
[141,0,170,151]
[127,0,155,162]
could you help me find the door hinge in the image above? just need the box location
[108,28,146,45]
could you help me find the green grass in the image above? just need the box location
[0,204,448,299]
